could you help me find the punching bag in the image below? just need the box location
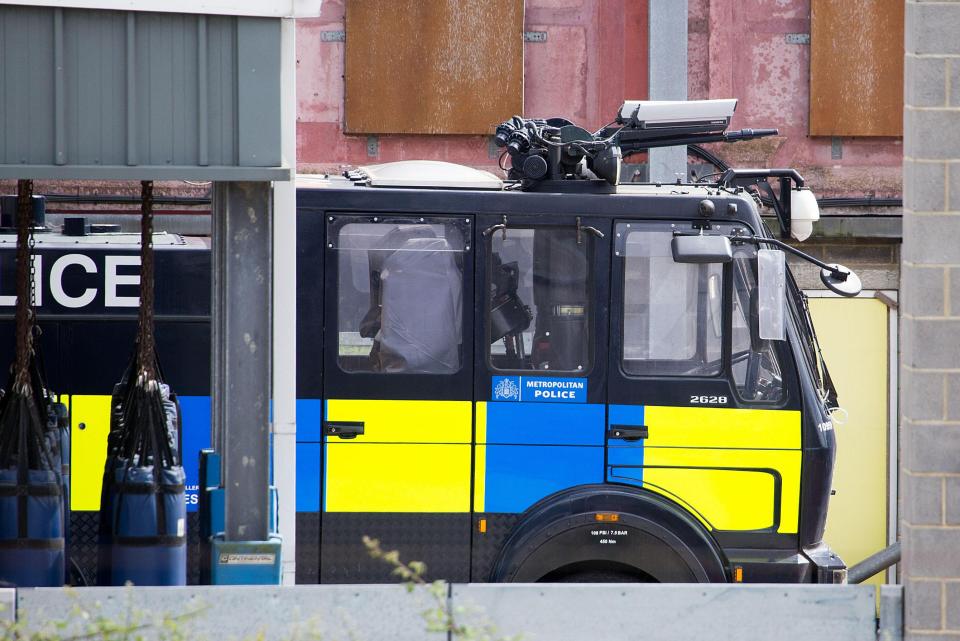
[0,181,65,587]
[99,181,187,586]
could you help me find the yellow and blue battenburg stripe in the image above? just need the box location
[322,399,472,513]
[69,395,212,512]
[474,401,604,513]
[71,389,801,536]
[473,401,801,534]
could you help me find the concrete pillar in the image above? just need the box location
[212,181,273,543]
[648,0,688,183]
[902,1,960,637]
[273,16,298,586]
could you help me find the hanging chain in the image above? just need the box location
[137,180,156,384]
[13,180,34,394]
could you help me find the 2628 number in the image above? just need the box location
[690,395,728,405]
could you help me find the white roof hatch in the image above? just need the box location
[357,161,503,190]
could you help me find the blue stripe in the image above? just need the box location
[608,404,645,428]
[297,398,322,442]
[606,404,645,486]
[484,444,603,513]
[485,402,605,445]
[296,443,321,511]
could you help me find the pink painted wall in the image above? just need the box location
[296,0,646,175]
[297,0,902,198]
[689,0,902,198]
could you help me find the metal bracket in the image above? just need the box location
[785,33,810,45]
[576,216,604,244]
[523,31,547,43]
[483,215,508,240]
[831,137,843,160]
[874,291,899,310]
[366,136,379,158]
[321,30,345,42]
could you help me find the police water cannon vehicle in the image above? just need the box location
[0,99,856,585]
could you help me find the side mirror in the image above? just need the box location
[820,263,862,297]
[757,248,786,341]
[671,234,733,264]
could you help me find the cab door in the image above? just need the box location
[471,213,610,577]
[606,220,804,540]
[320,214,474,583]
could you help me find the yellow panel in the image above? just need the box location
[475,401,487,444]
[325,443,471,512]
[637,448,802,533]
[810,297,889,585]
[326,399,471,443]
[70,395,112,511]
[474,445,486,513]
[644,406,801,450]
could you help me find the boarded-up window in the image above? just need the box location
[344,0,523,135]
[809,0,904,137]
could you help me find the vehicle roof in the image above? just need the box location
[0,231,204,250]
[295,169,762,228]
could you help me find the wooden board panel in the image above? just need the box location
[810,0,904,137]
[344,0,523,135]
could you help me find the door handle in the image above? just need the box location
[608,425,648,442]
[324,421,365,439]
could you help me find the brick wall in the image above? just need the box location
[902,1,960,637]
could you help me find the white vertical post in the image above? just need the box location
[648,0,688,183]
[273,15,298,585]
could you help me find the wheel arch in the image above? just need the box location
[489,484,729,583]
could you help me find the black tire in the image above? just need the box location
[541,561,654,583]
[491,484,728,583]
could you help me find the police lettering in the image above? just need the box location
[0,253,140,309]
[524,378,585,401]
[533,389,576,399]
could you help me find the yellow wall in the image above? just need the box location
[808,297,890,585]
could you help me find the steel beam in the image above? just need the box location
[212,181,272,542]
[647,0,688,183]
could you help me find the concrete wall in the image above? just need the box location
[8,584,897,641]
[901,2,960,638]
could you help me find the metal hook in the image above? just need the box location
[576,216,605,243]
[483,215,508,240]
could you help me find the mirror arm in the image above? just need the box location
[733,235,849,281]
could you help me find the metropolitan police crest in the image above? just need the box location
[493,376,520,401]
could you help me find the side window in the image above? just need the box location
[620,227,722,376]
[488,227,593,373]
[335,220,465,374]
[731,248,784,402]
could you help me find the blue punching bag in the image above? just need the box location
[0,395,66,587]
[0,181,65,587]
[108,383,186,586]
[100,181,186,586]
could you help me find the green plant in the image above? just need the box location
[363,536,521,641]
[0,586,200,641]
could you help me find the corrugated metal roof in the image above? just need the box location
[0,5,286,180]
